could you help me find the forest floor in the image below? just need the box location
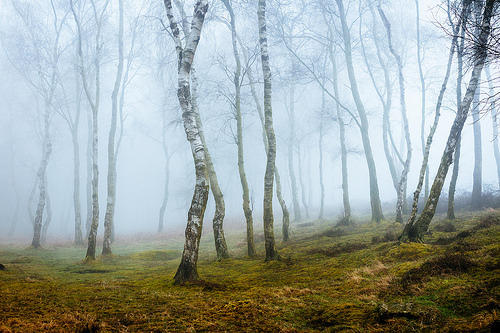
[0,210,499,332]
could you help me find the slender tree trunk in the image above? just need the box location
[259,0,279,260]
[327,39,351,221]
[297,144,310,220]
[402,0,495,242]
[103,0,124,255]
[378,6,412,223]
[415,0,430,201]
[471,82,483,209]
[222,0,255,256]
[448,24,465,220]
[336,0,384,222]
[72,129,84,246]
[32,110,52,249]
[41,187,52,244]
[163,0,210,283]
[85,107,92,239]
[158,113,170,233]
[485,65,500,189]
[448,135,461,219]
[318,89,325,220]
[287,84,301,222]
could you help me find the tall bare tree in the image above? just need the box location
[71,0,110,260]
[9,1,68,248]
[335,0,384,222]
[402,0,496,242]
[378,5,412,223]
[163,0,210,283]
[222,0,256,257]
[259,0,279,260]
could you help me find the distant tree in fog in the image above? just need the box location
[8,1,69,248]
[70,0,110,260]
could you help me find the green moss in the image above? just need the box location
[0,211,498,332]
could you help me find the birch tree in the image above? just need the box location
[402,0,496,242]
[222,0,256,256]
[71,0,110,260]
[162,0,210,283]
[335,0,384,222]
[259,0,279,260]
[8,1,68,248]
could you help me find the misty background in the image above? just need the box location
[0,0,498,242]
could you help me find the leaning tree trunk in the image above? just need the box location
[31,109,53,249]
[379,6,412,223]
[192,71,229,261]
[222,0,256,257]
[163,0,210,284]
[485,65,500,189]
[401,0,495,242]
[405,8,462,231]
[259,0,279,260]
[103,0,124,255]
[336,0,384,222]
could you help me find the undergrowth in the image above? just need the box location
[0,210,499,332]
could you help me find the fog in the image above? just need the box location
[0,0,498,244]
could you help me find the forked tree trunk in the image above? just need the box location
[485,65,500,189]
[222,0,256,257]
[240,33,289,244]
[401,0,495,242]
[364,3,400,197]
[336,0,384,222]
[71,0,109,260]
[191,71,229,261]
[259,0,279,260]
[163,0,210,284]
[405,6,462,231]
[103,0,124,255]
[378,6,412,223]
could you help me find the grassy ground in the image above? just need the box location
[0,210,499,332]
